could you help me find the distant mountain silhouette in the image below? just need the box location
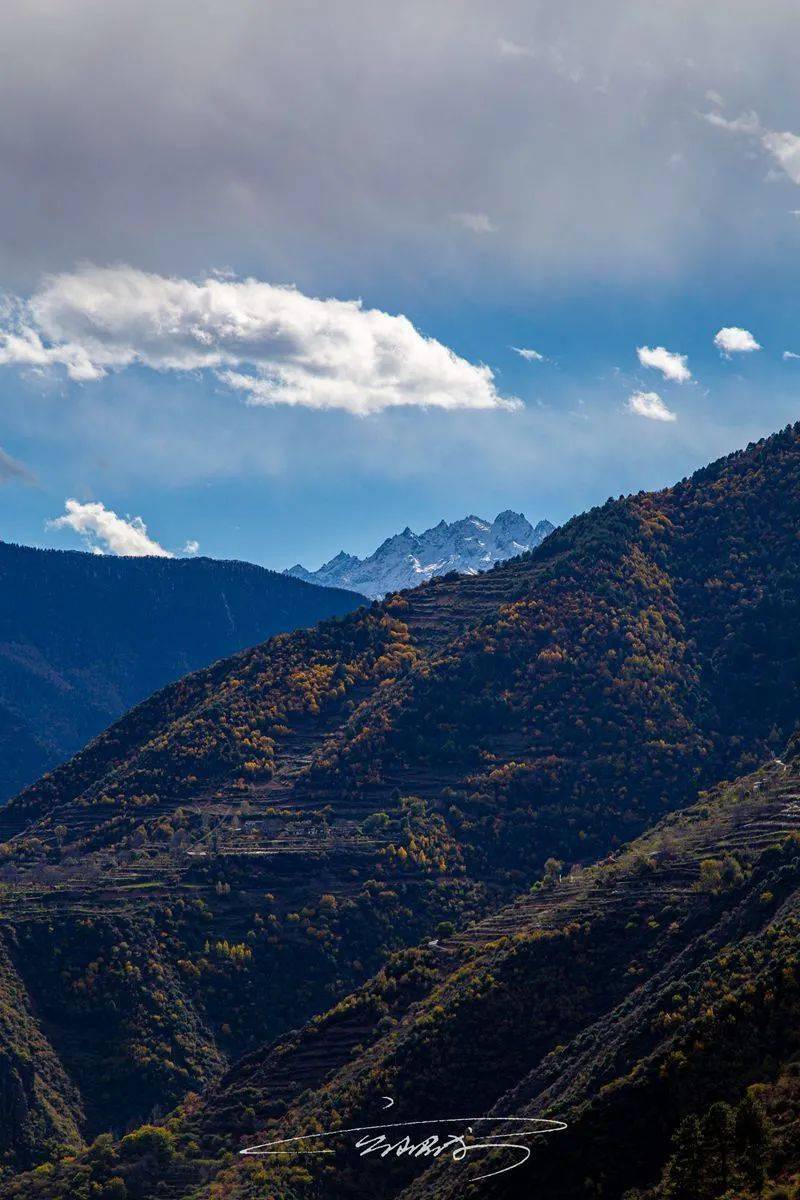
[0,542,365,800]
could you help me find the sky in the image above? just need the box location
[2,0,800,570]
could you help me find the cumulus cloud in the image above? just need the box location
[0,301,104,381]
[714,326,761,355]
[512,346,544,362]
[636,345,691,383]
[451,212,498,235]
[47,498,174,557]
[183,539,200,555]
[703,106,800,187]
[0,266,517,416]
[783,350,800,360]
[626,390,676,422]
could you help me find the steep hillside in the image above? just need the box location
[0,933,84,1168]
[196,755,800,1200]
[9,752,800,1200]
[0,542,365,799]
[1,424,800,1190]
[285,511,555,598]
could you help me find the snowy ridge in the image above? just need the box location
[285,511,555,599]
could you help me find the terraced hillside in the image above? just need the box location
[2,424,800,1193]
[9,753,800,1200]
[0,542,366,799]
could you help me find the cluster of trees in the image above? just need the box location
[647,1095,771,1199]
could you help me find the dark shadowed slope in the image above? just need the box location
[10,752,800,1200]
[170,754,800,1200]
[0,542,365,800]
[1,425,800,1191]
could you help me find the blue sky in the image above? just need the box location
[1,1,800,570]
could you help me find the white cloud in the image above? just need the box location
[47,498,173,557]
[714,326,761,355]
[626,390,676,422]
[703,107,800,187]
[0,324,104,381]
[0,266,517,416]
[497,38,533,58]
[761,129,800,185]
[783,350,800,360]
[451,212,498,235]
[183,539,200,555]
[636,344,691,383]
[512,346,544,362]
[702,108,761,136]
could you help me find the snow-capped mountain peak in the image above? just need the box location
[284,511,556,599]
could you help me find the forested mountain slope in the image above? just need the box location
[2,424,800,1195]
[190,756,800,1200]
[9,753,800,1200]
[0,542,365,799]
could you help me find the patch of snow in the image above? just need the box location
[285,511,556,599]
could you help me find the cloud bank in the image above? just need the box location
[626,391,677,422]
[3,2,800,293]
[636,345,691,383]
[0,266,517,415]
[47,499,173,557]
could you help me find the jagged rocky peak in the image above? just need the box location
[494,508,530,531]
[324,550,360,568]
[284,509,556,599]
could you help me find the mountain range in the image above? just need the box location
[2,425,800,1199]
[285,510,555,598]
[0,542,364,801]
